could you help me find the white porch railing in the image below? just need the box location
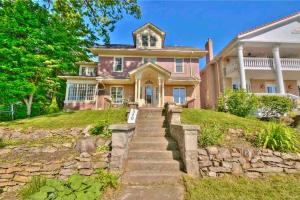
[226,57,300,75]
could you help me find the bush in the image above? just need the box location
[47,96,60,114]
[258,96,293,119]
[198,123,223,147]
[255,123,299,152]
[19,176,47,200]
[20,170,117,200]
[89,120,112,138]
[217,90,258,117]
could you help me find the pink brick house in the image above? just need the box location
[201,12,300,108]
[60,23,207,109]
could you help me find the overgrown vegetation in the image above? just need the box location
[258,96,293,119]
[0,109,127,130]
[89,120,112,138]
[217,90,258,117]
[19,170,117,200]
[198,123,223,147]
[184,174,300,200]
[0,138,6,148]
[256,123,299,152]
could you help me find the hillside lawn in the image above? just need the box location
[0,108,127,130]
[184,174,300,200]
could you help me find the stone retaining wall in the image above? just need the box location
[0,151,109,192]
[198,146,300,177]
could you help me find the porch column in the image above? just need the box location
[162,79,165,107]
[272,46,285,94]
[137,78,141,104]
[238,44,247,90]
[158,78,161,107]
[134,78,137,102]
[65,83,70,102]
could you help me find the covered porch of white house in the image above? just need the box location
[129,62,171,108]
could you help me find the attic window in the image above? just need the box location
[150,35,157,47]
[142,34,148,47]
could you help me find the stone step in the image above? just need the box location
[128,150,181,160]
[122,171,182,185]
[135,128,166,133]
[136,118,165,122]
[127,159,181,171]
[136,132,166,137]
[130,140,177,150]
[132,136,172,143]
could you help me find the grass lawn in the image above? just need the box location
[0,108,127,130]
[184,174,300,200]
[181,109,267,133]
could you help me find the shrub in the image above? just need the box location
[20,171,117,200]
[217,90,258,117]
[255,123,299,152]
[47,96,60,114]
[198,123,223,147]
[19,176,47,200]
[258,96,293,119]
[89,120,112,138]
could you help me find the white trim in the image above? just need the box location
[142,57,157,64]
[174,58,185,73]
[113,57,124,72]
[172,87,186,105]
[110,86,124,104]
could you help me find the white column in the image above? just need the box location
[65,83,69,102]
[162,79,165,107]
[272,46,285,94]
[238,44,247,90]
[137,79,141,104]
[158,78,161,107]
[134,78,137,102]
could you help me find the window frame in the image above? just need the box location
[113,57,124,72]
[66,83,96,102]
[172,87,186,105]
[141,34,149,47]
[150,35,157,47]
[266,83,278,94]
[110,86,124,104]
[174,58,184,73]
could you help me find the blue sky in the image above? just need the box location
[109,0,300,68]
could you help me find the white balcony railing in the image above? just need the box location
[226,57,300,75]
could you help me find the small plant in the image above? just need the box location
[20,171,118,200]
[198,123,224,147]
[47,96,60,114]
[89,120,112,138]
[217,90,258,117]
[96,145,110,153]
[258,96,293,119]
[19,176,47,200]
[256,123,299,152]
[0,138,6,148]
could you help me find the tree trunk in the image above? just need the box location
[23,94,33,118]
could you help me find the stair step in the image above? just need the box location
[122,171,182,185]
[132,137,173,143]
[127,159,181,171]
[130,141,177,150]
[128,150,181,160]
[135,129,166,134]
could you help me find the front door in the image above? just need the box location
[145,85,153,106]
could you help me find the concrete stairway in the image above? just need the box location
[117,108,184,200]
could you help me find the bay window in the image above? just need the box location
[111,87,124,104]
[113,57,123,72]
[67,83,96,101]
[173,88,186,104]
[175,58,183,73]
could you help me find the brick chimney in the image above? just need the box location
[205,38,214,63]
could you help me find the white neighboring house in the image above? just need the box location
[201,12,300,109]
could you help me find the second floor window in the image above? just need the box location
[143,57,156,64]
[150,35,157,47]
[80,67,96,76]
[113,57,123,72]
[175,58,183,73]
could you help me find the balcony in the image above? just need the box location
[226,57,300,75]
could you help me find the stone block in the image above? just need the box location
[232,163,243,175]
[199,160,212,168]
[261,156,283,163]
[251,162,265,168]
[6,167,22,173]
[216,148,231,159]
[60,169,76,176]
[221,161,232,169]
[247,166,283,173]
[13,175,29,183]
[77,162,92,169]
[0,174,14,179]
[43,164,61,171]
[198,149,208,156]
[93,162,107,169]
[79,169,93,176]
[206,147,218,155]
[209,167,231,173]
[26,166,41,172]
[245,172,261,178]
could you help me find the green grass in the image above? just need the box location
[181,109,267,133]
[0,108,127,130]
[184,174,300,200]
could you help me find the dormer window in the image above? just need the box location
[150,35,157,47]
[142,34,148,47]
[80,66,96,76]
